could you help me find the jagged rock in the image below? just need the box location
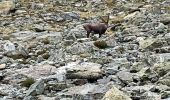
[153,62,170,77]
[130,62,146,73]
[158,72,170,86]
[102,86,132,100]
[122,85,155,99]
[137,67,158,83]
[25,79,45,97]
[66,62,103,80]
[104,58,130,75]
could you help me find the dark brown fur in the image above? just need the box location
[83,23,108,38]
[83,15,110,38]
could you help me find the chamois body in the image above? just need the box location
[83,23,108,38]
[83,14,110,38]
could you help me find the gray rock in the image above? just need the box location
[66,25,86,40]
[25,79,45,96]
[64,12,80,20]
[160,14,170,25]
[0,84,23,99]
[49,49,65,63]
[31,3,44,10]
[150,53,170,63]
[66,62,103,80]
[37,95,56,100]
[105,35,117,47]
[3,41,16,52]
[66,42,94,55]
[141,91,161,100]
[130,62,146,73]
[23,96,37,100]
[154,46,170,53]
[158,72,170,86]
[153,62,170,77]
[122,85,155,99]
[45,82,68,91]
[139,38,165,50]
[116,71,134,85]
[57,83,112,100]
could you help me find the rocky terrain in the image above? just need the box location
[0,0,170,100]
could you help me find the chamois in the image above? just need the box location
[83,14,110,38]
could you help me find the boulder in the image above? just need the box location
[0,1,15,14]
[102,86,132,100]
[66,62,103,80]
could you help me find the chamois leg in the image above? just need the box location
[99,33,102,38]
[87,32,90,38]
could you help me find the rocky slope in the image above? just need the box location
[0,0,170,100]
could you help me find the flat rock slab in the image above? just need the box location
[3,64,58,84]
[65,62,103,80]
[57,83,112,100]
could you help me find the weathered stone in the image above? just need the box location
[141,91,161,100]
[57,83,112,100]
[37,95,56,100]
[45,82,68,91]
[160,14,170,25]
[122,85,155,99]
[139,38,165,50]
[25,79,45,96]
[3,64,58,85]
[3,41,16,52]
[66,62,103,80]
[158,72,170,86]
[130,62,146,73]
[0,84,23,99]
[0,1,15,14]
[116,71,134,85]
[66,42,94,55]
[66,27,85,40]
[150,53,170,63]
[153,62,170,77]
[102,86,132,100]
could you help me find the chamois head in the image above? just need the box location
[83,14,110,38]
